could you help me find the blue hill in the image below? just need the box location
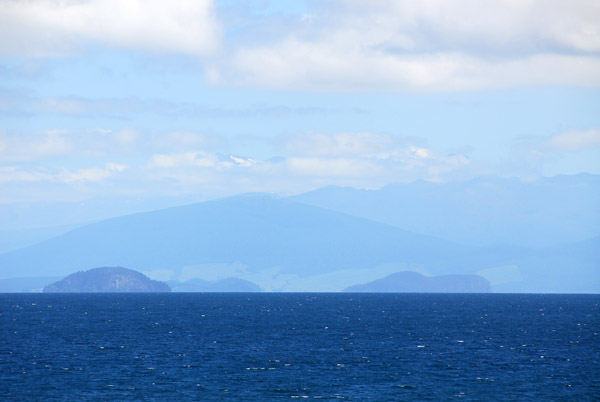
[0,195,474,279]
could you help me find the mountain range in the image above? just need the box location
[0,195,479,291]
[0,175,598,293]
[291,174,600,247]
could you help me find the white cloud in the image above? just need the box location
[0,166,49,183]
[286,157,378,177]
[148,151,256,171]
[58,163,127,183]
[0,128,141,162]
[282,132,470,181]
[152,131,223,152]
[286,132,393,156]
[0,126,477,201]
[149,152,218,168]
[0,0,221,57]
[135,135,473,193]
[0,128,225,163]
[164,132,212,148]
[507,127,600,178]
[229,155,255,167]
[36,97,91,115]
[283,142,470,182]
[410,146,430,159]
[0,163,126,184]
[372,146,471,181]
[513,127,600,154]
[2,1,598,92]
[549,129,600,151]
[0,130,73,162]
[112,128,139,146]
[210,0,600,91]
[0,90,148,118]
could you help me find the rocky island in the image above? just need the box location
[343,271,491,293]
[43,267,171,293]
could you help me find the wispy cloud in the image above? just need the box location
[4,1,598,92]
[58,163,127,183]
[282,132,471,182]
[149,152,220,169]
[0,127,225,163]
[0,128,126,162]
[285,132,393,156]
[508,127,600,177]
[0,89,354,120]
[286,157,379,178]
[0,125,478,202]
[0,129,73,162]
[0,163,126,184]
[548,129,600,151]
[515,127,600,154]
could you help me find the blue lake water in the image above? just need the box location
[1,293,598,401]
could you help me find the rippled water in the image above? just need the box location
[1,293,598,401]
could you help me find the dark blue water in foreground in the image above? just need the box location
[1,294,598,401]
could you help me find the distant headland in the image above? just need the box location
[43,267,171,293]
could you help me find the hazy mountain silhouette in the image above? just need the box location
[291,174,600,247]
[0,195,475,279]
[168,277,262,292]
[344,271,491,293]
[0,193,597,293]
[496,236,600,293]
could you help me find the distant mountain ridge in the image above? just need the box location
[43,267,171,293]
[291,174,600,247]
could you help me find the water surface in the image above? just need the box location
[1,293,598,401]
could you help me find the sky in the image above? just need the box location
[1,0,600,206]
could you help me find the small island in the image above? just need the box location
[343,271,491,293]
[43,267,171,293]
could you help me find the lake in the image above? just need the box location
[1,293,598,401]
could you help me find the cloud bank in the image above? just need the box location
[1,125,598,203]
[211,0,600,91]
[1,0,598,92]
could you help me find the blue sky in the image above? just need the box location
[1,0,599,204]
